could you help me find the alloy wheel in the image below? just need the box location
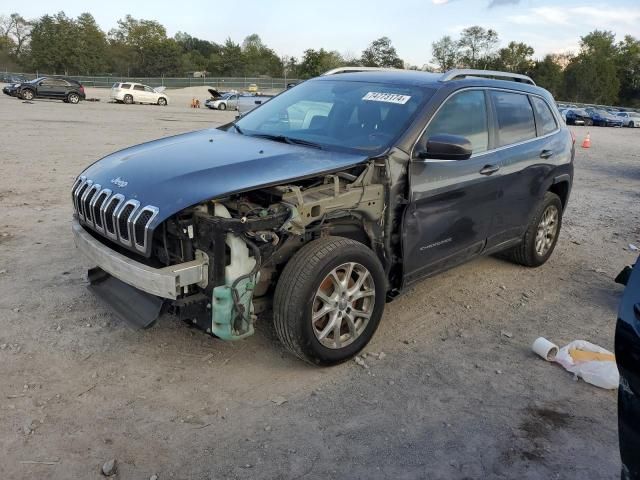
[535,205,559,256]
[311,262,375,349]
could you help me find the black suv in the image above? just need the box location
[17,76,85,103]
[71,68,574,365]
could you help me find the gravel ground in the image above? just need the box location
[0,90,638,480]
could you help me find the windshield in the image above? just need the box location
[235,79,434,154]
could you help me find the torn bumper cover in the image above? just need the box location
[72,219,209,300]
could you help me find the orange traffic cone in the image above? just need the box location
[581,132,591,149]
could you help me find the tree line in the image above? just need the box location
[0,12,403,80]
[431,26,640,106]
[1,11,639,106]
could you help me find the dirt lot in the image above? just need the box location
[1,89,638,480]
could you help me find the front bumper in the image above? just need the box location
[72,220,209,299]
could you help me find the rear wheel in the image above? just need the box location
[501,192,562,268]
[218,102,227,111]
[273,236,386,366]
[584,118,593,126]
[21,89,34,100]
[123,94,133,105]
[157,97,167,106]
[67,92,80,104]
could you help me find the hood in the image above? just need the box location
[154,86,167,94]
[79,129,368,228]
[208,88,223,99]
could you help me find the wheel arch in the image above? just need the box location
[549,177,570,210]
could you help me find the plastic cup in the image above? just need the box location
[532,337,559,361]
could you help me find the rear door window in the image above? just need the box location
[133,85,145,91]
[490,91,536,147]
[423,89,489,155]
[121,83,131,89]
[531,96,558,136]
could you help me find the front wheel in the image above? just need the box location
[273,236,386,366]
[501,192,563,267]
[584,119,593,126]
[629,121,634,128]
[157,97,167,106]
[21,89,34,100]
[218,102,227,111]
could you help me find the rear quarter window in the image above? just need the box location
[531,96,558,136]
[490,91,536,147]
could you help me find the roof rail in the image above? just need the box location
[441,69,536,86]
[321,66,401,76]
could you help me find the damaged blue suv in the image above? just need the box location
[71,68,574,365]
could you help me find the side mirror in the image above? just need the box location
[416,134,472,161]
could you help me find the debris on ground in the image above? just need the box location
[354,356,369,369]
[101,459,117,476]
[629,243,639,251]
[532,337,619,389]
[270,396,287,406]
[501,330,513,338]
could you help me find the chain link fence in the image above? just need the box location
[0,71,299,90]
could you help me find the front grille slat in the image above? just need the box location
[93,193,107,227]
[76,181,91,220]
[71,178,158,255]
[132,207,159,252]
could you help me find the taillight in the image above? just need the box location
[80,86,85,94]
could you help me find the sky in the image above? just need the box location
[10,0,640,66]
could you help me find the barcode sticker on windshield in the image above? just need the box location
[362,92,411,104]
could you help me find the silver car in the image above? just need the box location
[616,111,640,128]
[205,89,239,111]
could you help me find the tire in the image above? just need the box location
[273,236,387,366]
[501,192,563,268]
[629,121,634,128]
[21,89,34,100]
[218,102,227,111]
[157,97,167,106]
[584,119,593,127]
[67,92,80,104]
[123,94,133,105]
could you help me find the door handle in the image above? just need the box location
[479,164,500,175]
[540,149,554,159]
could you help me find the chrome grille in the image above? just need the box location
[71,176,159,255]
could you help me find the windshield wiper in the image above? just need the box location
[232,123,244,135]
[250,133,323,149]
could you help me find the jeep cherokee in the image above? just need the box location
[71,68,574,365]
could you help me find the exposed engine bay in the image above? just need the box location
[152,159,391,340]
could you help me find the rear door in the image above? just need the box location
[228,94,239,110]
[403,88,503,284]
[487,91,563,247]
[132,84,146,103]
